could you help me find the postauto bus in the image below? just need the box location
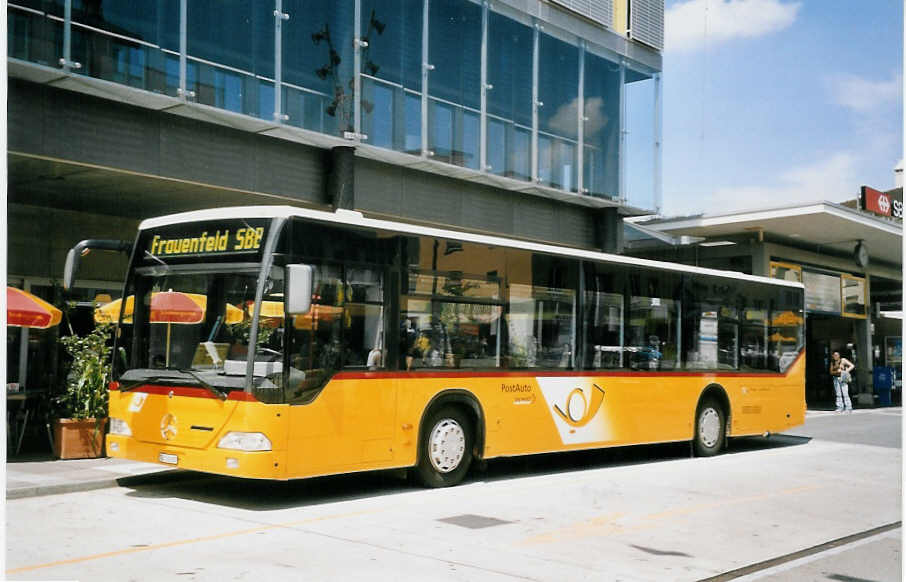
[65,206,805,487]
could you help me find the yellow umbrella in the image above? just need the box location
[771,311,803,326]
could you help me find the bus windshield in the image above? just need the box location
[115,264,285,400]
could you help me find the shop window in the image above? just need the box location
[841,275,867,318]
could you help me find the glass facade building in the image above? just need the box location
[8,0,662,211]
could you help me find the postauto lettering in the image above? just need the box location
[149,227,265,257]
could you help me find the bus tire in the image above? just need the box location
[416,406,473,488]
[693,398,725,457]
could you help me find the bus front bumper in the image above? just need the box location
[106,435,287,480]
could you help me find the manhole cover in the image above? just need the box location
[437,514,513,529]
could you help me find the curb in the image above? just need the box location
[6,469,207,500]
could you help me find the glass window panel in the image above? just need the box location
[8,6,64,67]
[487,11,533,126]
[404,92,422,153]
[64,1,178,95]
[486,10,532,180]
[360,0,423,154]
[769,291,804,373]
[628,297,679,371]
[538,32,578,191]
[584,264,625,370]
[508,284,575,369]
[282,1,354,135]
[683,277,740,370]
[741,307,768,371]
[583,50,621,199]
[628,272,680,370]
[364,80,395,149]
[625,68,657,211]
[842,276,867,318]
[460,110,480,170]
[427,0,481,169]
[360,0,422,90]
[430,101,454,160]
[186,0,273,118]
[505,254,577,369]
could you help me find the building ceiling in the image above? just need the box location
[637,202,903,268]
[8,154,303,221]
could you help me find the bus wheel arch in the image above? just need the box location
[694,384,730,456]
[415,390,484,487]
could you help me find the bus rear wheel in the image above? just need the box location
[416,406,473,488]
[693,398,726,457]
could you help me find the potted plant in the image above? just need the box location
[53,324,112,459]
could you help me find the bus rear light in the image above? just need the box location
[109,381,121,391]
[217,432,272,451]
[109,417,132,436]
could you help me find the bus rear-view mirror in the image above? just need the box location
[286,264,313,315]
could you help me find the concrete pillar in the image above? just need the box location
[855,275,874,405]
[327,146,356,210]
[594,207,624,254]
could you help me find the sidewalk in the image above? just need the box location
[6,455,193,500]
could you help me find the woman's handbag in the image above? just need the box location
[841,370,852,384]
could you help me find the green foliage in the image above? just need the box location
[58,325,112,420]
[228,319,275,347]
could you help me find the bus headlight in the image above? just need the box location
[217,432,272,451]
[109,417,132,436]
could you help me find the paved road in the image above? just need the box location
[5,409,901,581]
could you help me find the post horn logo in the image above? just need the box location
[553,384,605,427]
[160,413,178,440]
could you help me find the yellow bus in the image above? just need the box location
[65,206,805,487]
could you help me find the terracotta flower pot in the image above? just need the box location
[53,418,107,459]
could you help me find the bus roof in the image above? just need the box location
[139,205,804,290]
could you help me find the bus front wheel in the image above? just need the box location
[693,398,726,457]
[416,406,473,488]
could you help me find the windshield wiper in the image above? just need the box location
[119,369,227,399]
[177,368,228,399]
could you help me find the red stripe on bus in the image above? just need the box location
[119,385,254,401]
[227,391,258,401]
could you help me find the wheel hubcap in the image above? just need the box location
[699,408,721,448]
[428,419,465,473]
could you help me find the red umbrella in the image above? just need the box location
[148,291,205,324]
[7,287,62,329]
[146,291,205,367]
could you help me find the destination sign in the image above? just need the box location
[139,219,271,263]
[149,227,264,257]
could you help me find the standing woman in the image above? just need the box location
[830,351,856,413]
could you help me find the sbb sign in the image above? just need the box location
[862,186,903,219]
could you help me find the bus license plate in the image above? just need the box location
[159,453,178,465]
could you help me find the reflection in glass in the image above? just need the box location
[628,296,679,370]
[60,1,181,95]
[625,68,656,210]
[401,271,503,370]
[360,0,422,153]
[428,0,481,168]
[538,32,578,191]
[486,11,532,180]
[282,1,354,135]
[508,284,575,369]
[583,50,621,198]
[187,0,273,117]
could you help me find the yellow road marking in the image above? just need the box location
[7,509,377,575]
[520,485,823,546]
